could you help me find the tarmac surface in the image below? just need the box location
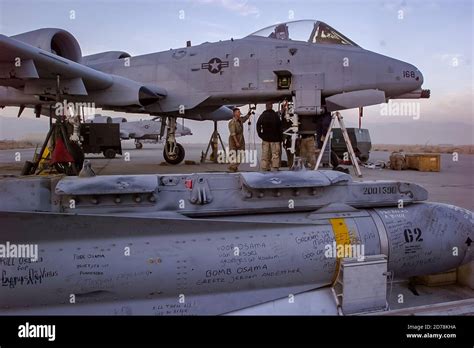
[0,141,472,211]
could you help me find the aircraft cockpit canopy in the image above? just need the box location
[247,20,359,47]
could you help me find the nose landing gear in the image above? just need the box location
[163,116,185,164]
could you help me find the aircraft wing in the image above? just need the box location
[0,29,166,108]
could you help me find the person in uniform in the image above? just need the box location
[315,111,332,149]
[299,134,317,169]
[228,107,251,172]
[257,102,282,171]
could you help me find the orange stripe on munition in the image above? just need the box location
[330,218,351,284]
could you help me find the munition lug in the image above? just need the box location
[189,176,213,205]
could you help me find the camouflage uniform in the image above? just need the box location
[261,142,281,171]
[228,115,249,172]
[285,148,295,168]
[299,135,316,169]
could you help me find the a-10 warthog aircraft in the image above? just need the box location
[0,20,429,164]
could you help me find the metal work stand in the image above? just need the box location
[201,120,226,163]
[28,118,77,175]
[24,75,80,175]
[315,111,362,177]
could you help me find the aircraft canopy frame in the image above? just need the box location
[246,20,360,47]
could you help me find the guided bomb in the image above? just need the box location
[0,171,471,315]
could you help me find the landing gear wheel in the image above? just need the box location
[103,148,117,159]
[135,142,143,150]
[163,143,185,165]
[54,142,84,176]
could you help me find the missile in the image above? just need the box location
[0,171,472,315]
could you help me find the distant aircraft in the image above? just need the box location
[86,114,192,150]
[0,20,429,165]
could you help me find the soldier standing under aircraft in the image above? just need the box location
[228,107,251,172]
[257,102,282,171]
[316,111,332,149]
[299,133,317,169]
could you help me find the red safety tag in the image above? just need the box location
[184,179,193,189]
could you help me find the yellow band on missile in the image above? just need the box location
[330,218,351,284]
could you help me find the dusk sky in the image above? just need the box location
[0,0,472,144]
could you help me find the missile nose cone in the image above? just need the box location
[425,203,473,268]
[379,202,473,278]
[139,86,159,106]
[447,204,474,263]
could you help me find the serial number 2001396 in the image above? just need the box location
[363,186,397,195]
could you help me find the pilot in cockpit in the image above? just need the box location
[269,24,289,40]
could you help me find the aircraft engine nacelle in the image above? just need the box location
[11,28,82,63]
[89,75,165,107]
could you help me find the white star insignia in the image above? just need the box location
[209,59,220,72]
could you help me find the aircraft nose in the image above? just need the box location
[380,60,430,99]
[402,62,424,88]
[409,65,430,98]
[413,64,423,87]
[417,69,424,86]
[374,53,425,97]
